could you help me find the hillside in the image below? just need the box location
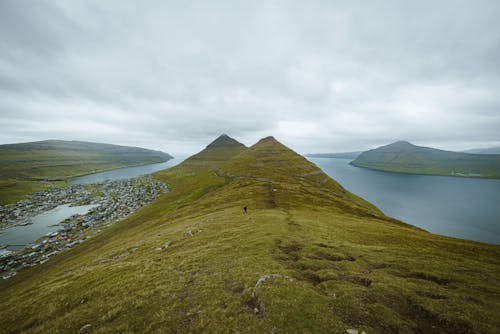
[0,140,172,204]
[351,141,500,179]
[1,136,499,333]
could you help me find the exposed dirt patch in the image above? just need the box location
[244,296,264,318]
[315,243,333,248]
[308,251,355,262]
[341,275,372,287]
[406,298,473,334]
[416,291,448,300]
[375,292,473,334]
[301,271,323,285]
[406,272,451,285]
[277,241,303,254]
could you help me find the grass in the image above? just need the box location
[0,140,171,204]
[0,136,499,333]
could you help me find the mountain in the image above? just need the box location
[185,134,247,162]
[306,151,362,160]
[1,135,499,333]
[0,140,172,204]
[351,140,500,179]
[463,146,500,154]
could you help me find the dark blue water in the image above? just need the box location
[68,156,188,184]
[308,157,500,244]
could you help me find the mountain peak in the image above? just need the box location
[389,140,414,147]
[253,136,283,147]
[206,134,245,149]
[184,134,246,162]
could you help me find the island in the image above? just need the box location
[351,140,500,179]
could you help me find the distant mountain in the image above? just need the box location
[0,140,172,204]
[2,135,499,333]
[463,146,500,154]
[351,140,500,179]
[306,151,362,160]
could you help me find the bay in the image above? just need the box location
[308,157,500,244]
[68,155,188,184]
[0,204,98,252]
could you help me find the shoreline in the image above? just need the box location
[0,175,169,279]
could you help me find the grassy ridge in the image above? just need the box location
[351,141,500,179]
[0,140,172,204]
[0,136,499,333]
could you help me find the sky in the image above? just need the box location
[1,0,500,155]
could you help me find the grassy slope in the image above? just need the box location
[0,136,499,333]
[351,141,500,179]
[0,140,172,204]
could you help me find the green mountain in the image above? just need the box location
[0,140,172,204]
[351,141,500,179]
[306,151,362,160]
[184,134,247,162]
[1,135,499,333]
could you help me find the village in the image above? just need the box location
[0,175,168,279]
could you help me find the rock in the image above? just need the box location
[185,230,193,237]
[252,274,294,298]
[79,323,92,331]
[254,308,259,314]
[164,241,171,248]
[346,330,358,334]
[155,247,162,251]
[117,252,130,258]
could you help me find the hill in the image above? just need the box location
[463,146,500,154]
[0,135,499,333]
[351,141,500,179]
[0,140,172,204]
[306,151,362,160]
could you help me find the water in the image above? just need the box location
[308,157,500,244]
[68,156,188,184]
[0,204,97,252]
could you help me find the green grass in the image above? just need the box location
[0,136,499,333]
[0,140,172,204]
[351,141,500,179]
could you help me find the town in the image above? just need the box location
[0,175,168,279]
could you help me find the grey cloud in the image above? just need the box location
[1,0,499,154]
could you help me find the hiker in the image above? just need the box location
[243,206,247,214]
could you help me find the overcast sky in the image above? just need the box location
[1,1,499,155]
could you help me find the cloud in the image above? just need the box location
[1,0,499,154]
